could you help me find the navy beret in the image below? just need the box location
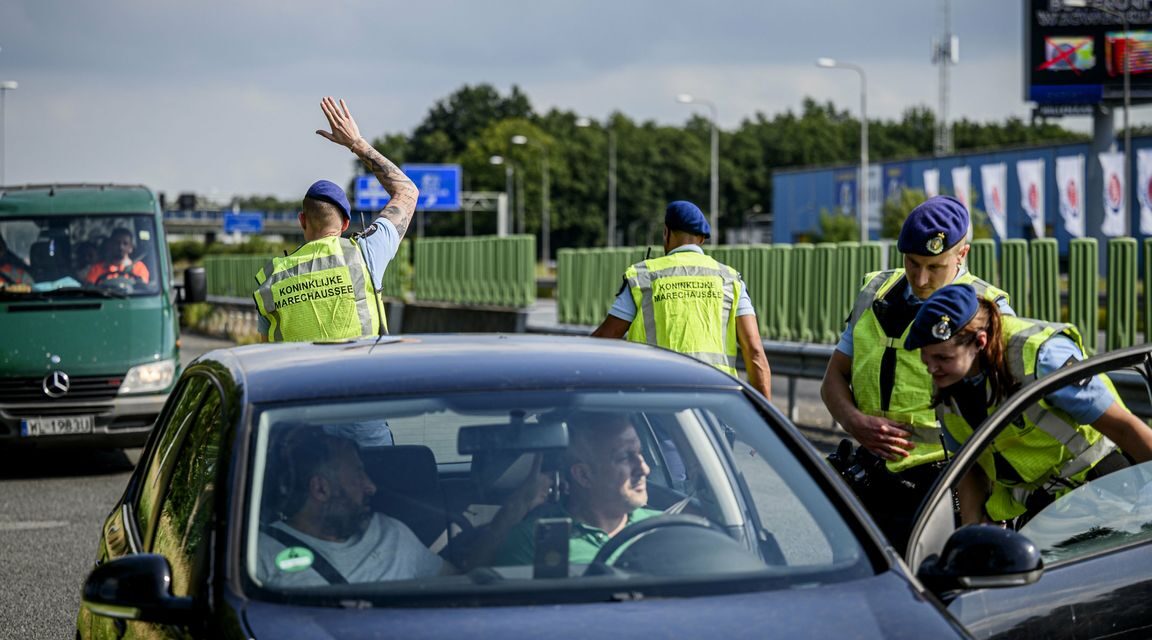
[905,284,981,350]
[304,180,351,220]
[898,195,969,256]
[665,200,710,238]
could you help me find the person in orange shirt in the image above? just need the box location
[0,234,34,287]
[84,228,150,285]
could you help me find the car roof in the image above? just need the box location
[197,334,745,405]
[0,184,158,215]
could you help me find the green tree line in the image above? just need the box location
[241,84,1087,251]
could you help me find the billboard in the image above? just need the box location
[1025,0,1152,105]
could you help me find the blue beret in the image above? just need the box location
[665,200,710,238]
[898,195,969,256]
[905,284,981,350]
[304,179,351,220]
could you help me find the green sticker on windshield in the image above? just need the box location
[275,547,315,573]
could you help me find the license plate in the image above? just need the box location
[21,415,95,437]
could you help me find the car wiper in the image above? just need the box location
[44,286,130,299]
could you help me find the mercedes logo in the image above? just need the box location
[42,371,70,398]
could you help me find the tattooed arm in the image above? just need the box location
[316,96,419,239]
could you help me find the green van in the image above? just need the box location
[0,184,205,448]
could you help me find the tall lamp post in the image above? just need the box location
[489,155,516,237]
[0,81,17,186]
[675,94,719,246]
[511,134,551,264]
[816,58,869,243]
[576,117,618,247]
[1065,0,1131,235]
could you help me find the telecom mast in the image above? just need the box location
[932,0,958,155]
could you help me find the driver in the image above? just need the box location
[0,234,34,287]
[83,228,150,285]
[494,413,662,565]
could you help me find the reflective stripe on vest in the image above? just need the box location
[625,252,740,375]
[939,318,1119,521]
[253,236,382,342]
[851,269,1009,473]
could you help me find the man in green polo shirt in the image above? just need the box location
[495,413,661,565]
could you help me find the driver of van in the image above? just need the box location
[83,228,150,285]
[0,234,34,287]
[493,413,662,565]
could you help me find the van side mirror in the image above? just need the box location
[179,266,207,304]
[917,524,1043,595]
[82,554,196,625]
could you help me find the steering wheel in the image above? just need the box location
[94,266,146,286]
[586,514,727,573]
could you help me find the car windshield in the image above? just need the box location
[0,214,162,297]
[244,389,871,606]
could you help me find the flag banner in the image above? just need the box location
[952,166,971,214]
[1099,151,1126,237]
[980,163,1008,240]
[1056,155,1085,238]
[1017,159,1046,238]
[923,169,939,198]
[1138,149,1152,235]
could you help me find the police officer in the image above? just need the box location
[819,195,1013,553]
[907,283,1152,528]
[254,97,417,342]
[591,200,771,399]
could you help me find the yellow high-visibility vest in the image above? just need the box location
[253,235,384,342]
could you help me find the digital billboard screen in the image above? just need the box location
[1025,0,1152,105]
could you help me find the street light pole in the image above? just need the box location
[489,155,515,236]
[676,94,720,245]
[577,117,619,246]
[512,134,551,264]
[0,81,17,186]
[816,58,869,244]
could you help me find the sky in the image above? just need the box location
[1,0,1149,204]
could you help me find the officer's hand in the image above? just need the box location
[844,413,914,461]
[316,97,363,149]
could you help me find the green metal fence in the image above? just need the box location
[413,235,535,307]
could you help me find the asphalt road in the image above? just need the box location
[0,333,233,640]
[0,332,836,640]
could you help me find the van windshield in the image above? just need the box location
[0,214,162,297]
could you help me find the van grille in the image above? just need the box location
[0,375,123,403]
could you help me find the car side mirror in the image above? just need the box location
[916,524,1043,594]
[82,554,196,625]
[179,266,207,304]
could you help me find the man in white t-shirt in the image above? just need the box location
[258,429,446,587]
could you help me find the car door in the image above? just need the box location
[906,344,1152,640]
[86,373,227,640]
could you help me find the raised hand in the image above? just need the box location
[316,97,362,149]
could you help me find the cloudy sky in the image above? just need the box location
[1,0,1147,204]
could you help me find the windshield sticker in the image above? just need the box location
[275,547,315,573]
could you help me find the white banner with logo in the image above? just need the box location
[980,163,1008,240]
[1016,159,1046,238]
[1138,149,1152,235]
[1099,151,1126,236]
[951,166,971,214]
[1056,155,1085,238]
[923,168,939,198]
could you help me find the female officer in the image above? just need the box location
[904,283,1152,528]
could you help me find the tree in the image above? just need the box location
[409,84,533,162]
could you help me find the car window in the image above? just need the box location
[1019,460,1152,564]
[242,389,871,605]
[150,383,225,596]
[134,376,210,542]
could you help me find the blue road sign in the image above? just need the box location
[354,164,463,212]
[223,211,264,234]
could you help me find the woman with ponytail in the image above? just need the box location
[904,284,1152,528]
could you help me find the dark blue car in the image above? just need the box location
[77,335,1042,639]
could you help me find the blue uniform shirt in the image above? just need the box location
[258,218,400,336]
[607,245,755,321]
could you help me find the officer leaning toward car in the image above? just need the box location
[254,97,417,342]
[820,195,1013,553]
[591,201,771,399]
[906,283,1152,529]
